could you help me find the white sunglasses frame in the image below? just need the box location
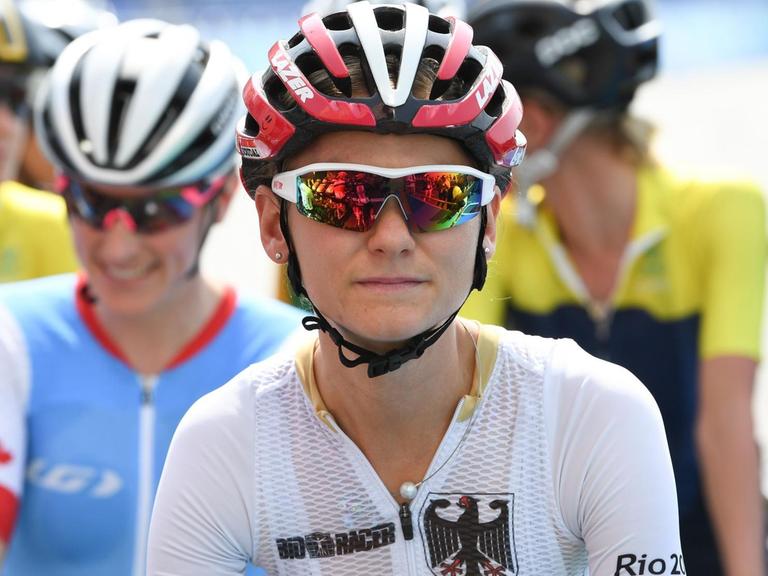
[271,163,498,207]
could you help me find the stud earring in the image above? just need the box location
[275,251,283,261]
[483,246,491,255]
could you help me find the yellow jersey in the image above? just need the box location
[0,180,78,282]
[462,164,766,517]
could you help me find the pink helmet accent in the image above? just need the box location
[435,17,472,80]
[298,12,350,79]
[236,2,525,178]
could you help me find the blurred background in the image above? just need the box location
[26,0,768,489]
[102,0,768,296]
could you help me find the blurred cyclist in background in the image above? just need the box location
[0,18,302,574]
[0,0,113,282]
[463,0,766,573]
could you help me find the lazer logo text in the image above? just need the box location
[474,57,503,109]
[271,49,314,103]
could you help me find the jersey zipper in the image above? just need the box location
[132,374,158,576]
[587,300,614,358]
[540,225,666,360]
[324,398,471,574]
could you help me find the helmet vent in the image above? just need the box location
[485,84,505,118]
[323,12,353,31]
[68,58,87,157]
[124,103,179,170]
[453,58,482,98]
[296,51,350,97]
[287,32,305,49]
[612,0,648,31]
[265,75,296,112]
[244,113,260,138]
[427,15,450,34]
[295,51,325,80]
[41,105,76,172]
[149,120,220,183]
[106,79,134,165]
[384,47,403,85]
[373,7,404,32]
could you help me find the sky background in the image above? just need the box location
[105,0,768,73]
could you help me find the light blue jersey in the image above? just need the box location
[0,274,302,575]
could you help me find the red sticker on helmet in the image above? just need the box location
[299,13,350,79]
[239,76,296,160]
[436,17,473,81]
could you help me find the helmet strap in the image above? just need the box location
[472,207,488,291]
[278,200,484,378]
[515,108,595,226]
[303,307,460,378]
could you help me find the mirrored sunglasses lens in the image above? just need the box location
[295,171,387,231]
[406,173,483,232]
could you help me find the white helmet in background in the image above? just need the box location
[34,18,246,187]
[300,0,466,19]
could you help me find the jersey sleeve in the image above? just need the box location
[545,339,684,576]
[699,182,766,359]
[33,209,79,278]
[0,182,79,282]
[147,374,256,576]
[0,303,30,545]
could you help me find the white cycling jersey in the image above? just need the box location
[147,324,683,576]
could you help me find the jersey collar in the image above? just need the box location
[295,323,501,431]
[75,273,237,371]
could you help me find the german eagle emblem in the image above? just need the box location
[421,494,516,576]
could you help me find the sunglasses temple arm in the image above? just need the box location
[180,176,227,207]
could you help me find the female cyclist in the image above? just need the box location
[148,3,682,574]
[0,19,302,575]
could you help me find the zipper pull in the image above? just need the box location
[399,502,414,541]
[140,376,157,405]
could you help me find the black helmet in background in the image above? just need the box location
[468,0,660,109]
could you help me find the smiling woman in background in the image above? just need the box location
[0,18,302,575]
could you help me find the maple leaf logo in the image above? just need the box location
[0,441,13,464]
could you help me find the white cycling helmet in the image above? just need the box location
[34,18,246,187]
[300,0,466,19]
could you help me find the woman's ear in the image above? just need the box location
[254,185,288,263]
[212,173,240,223]
[519,97,563,152]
